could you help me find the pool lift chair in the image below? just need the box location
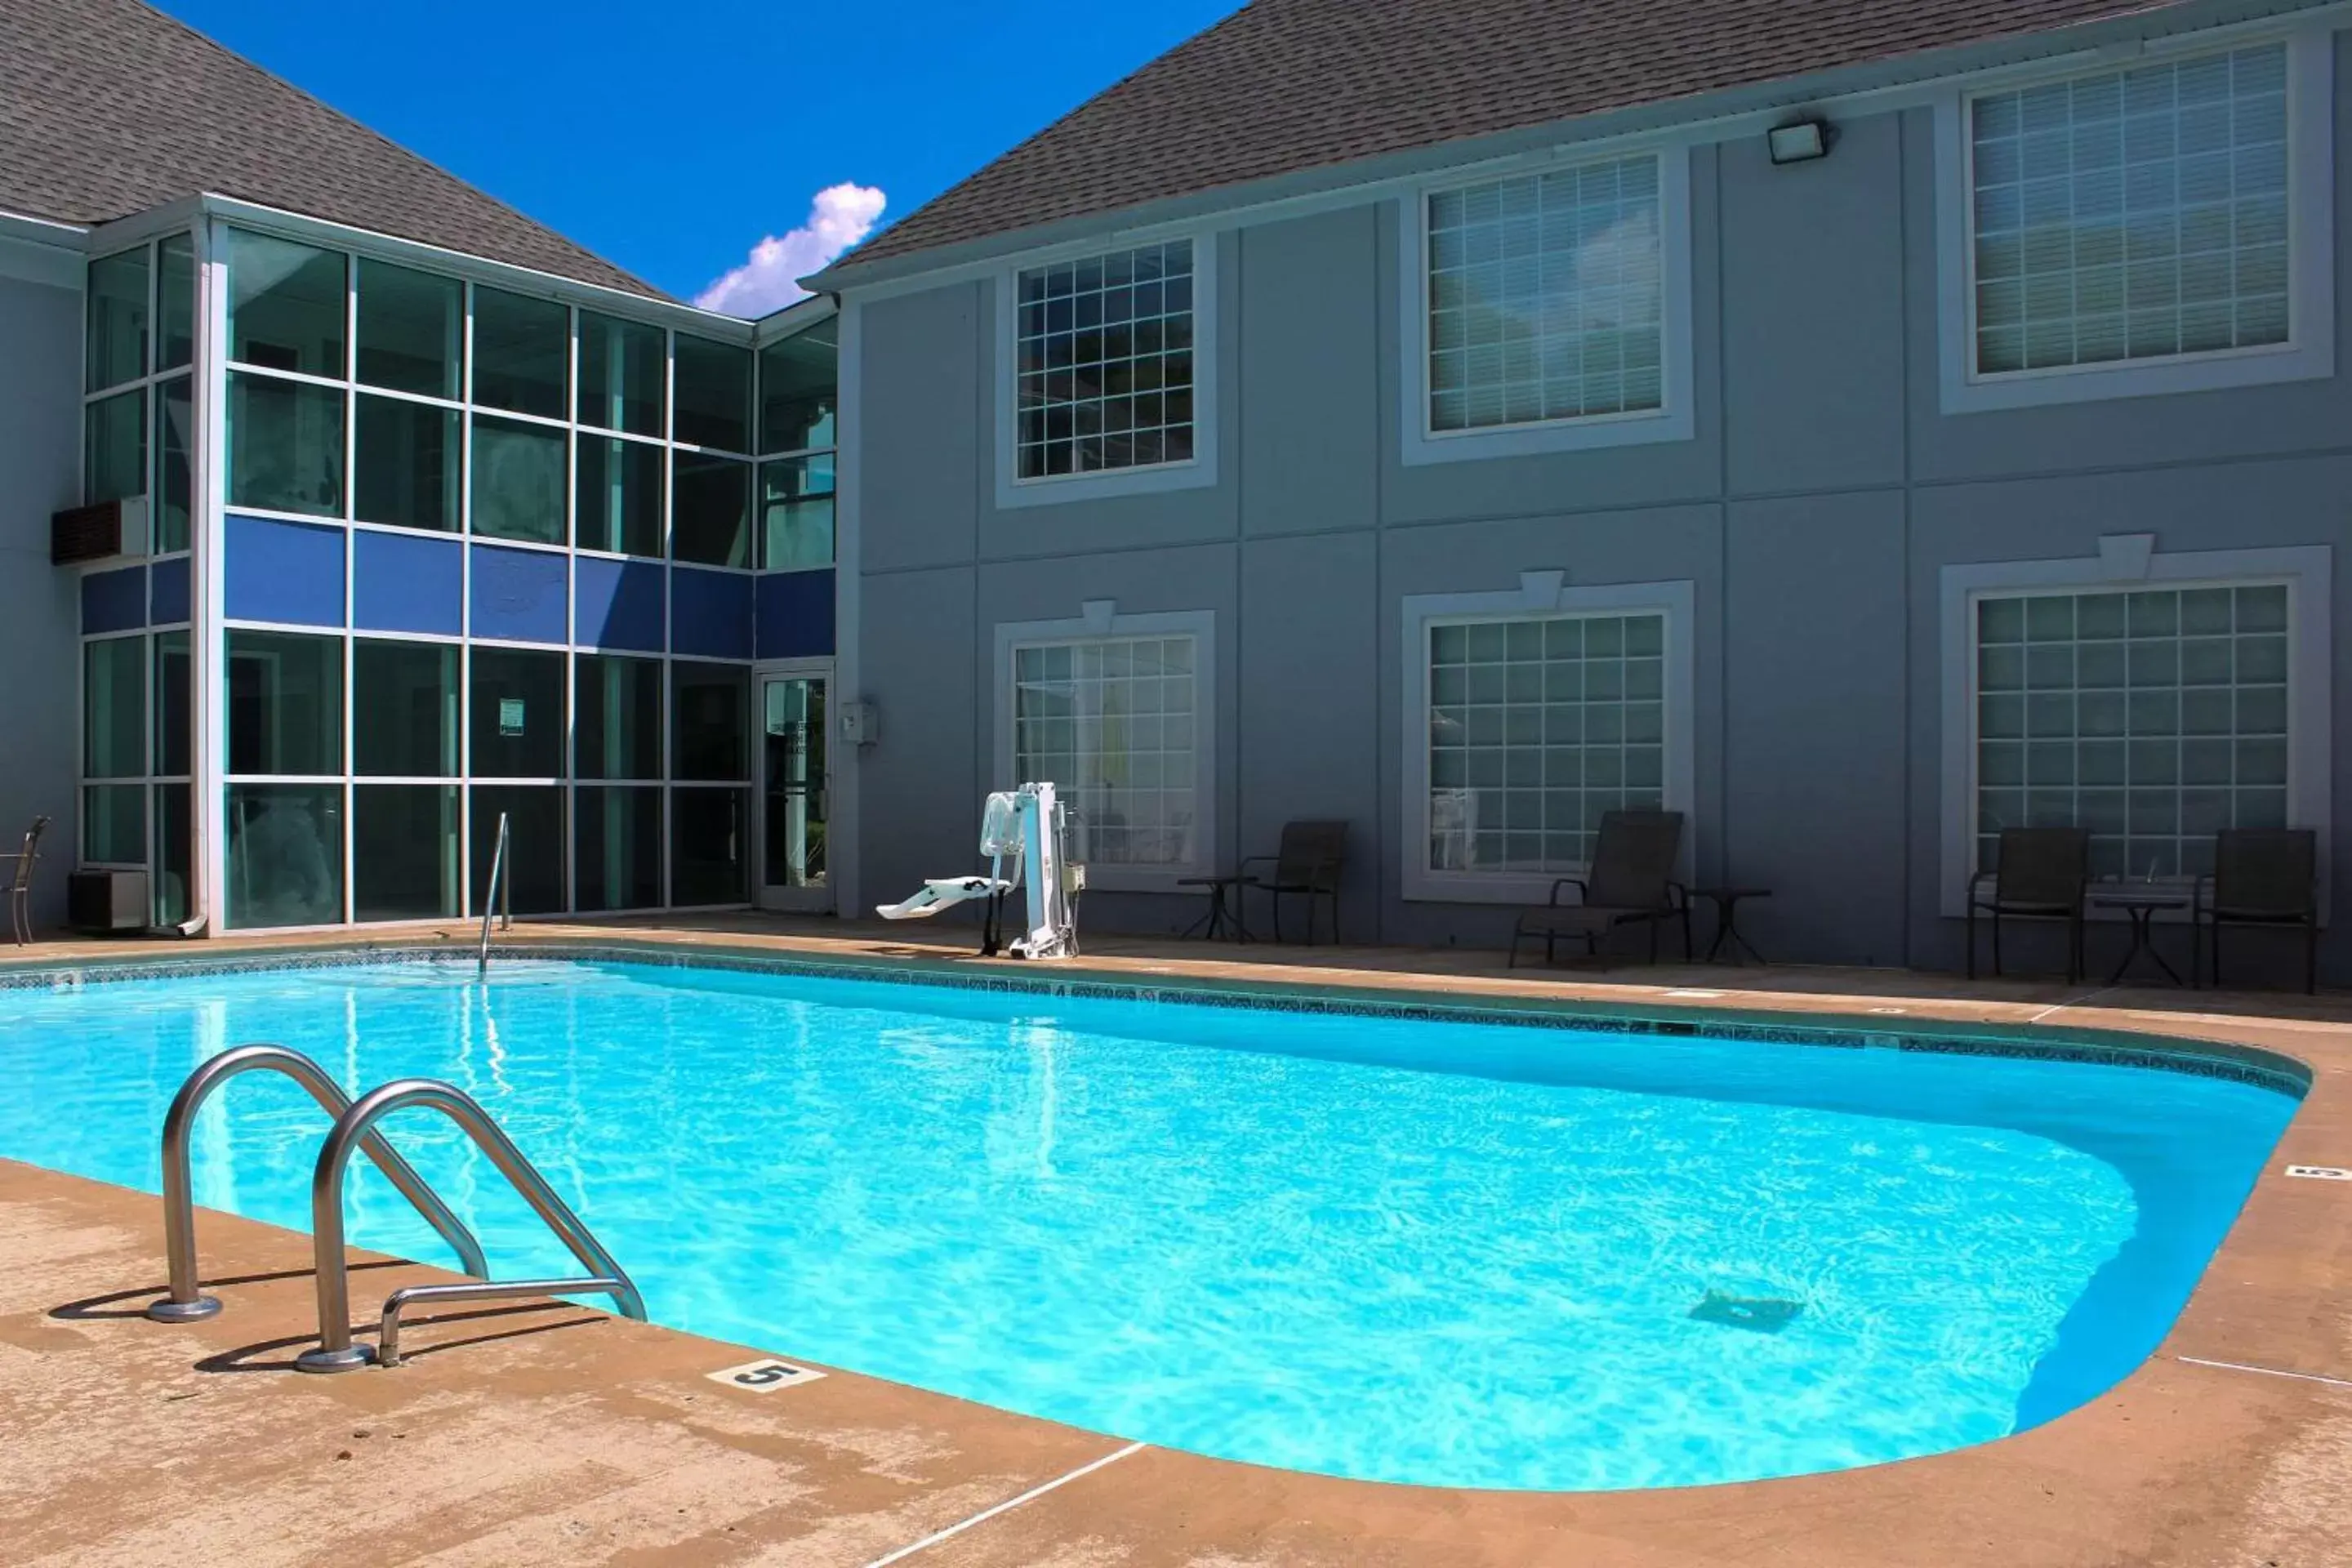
[875,782,1085,959]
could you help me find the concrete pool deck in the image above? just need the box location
[1,916,2348,1565]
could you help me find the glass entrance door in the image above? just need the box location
[759,667,829,910]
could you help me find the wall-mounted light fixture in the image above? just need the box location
[1766,118,1834,165]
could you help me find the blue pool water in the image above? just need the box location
[0,959,2298,1490]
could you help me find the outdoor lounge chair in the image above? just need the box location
[1965,826,2090,982]
[2195,827,2319,994]
[1508,810,1689,969]
[5,815,49,946]
[1242,820,1348,944]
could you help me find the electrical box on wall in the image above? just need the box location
[840,698,880,748]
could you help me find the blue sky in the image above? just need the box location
[162,0,1238,309]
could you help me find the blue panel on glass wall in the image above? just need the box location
[81,565,147,635]
[354,530,463,636]
[671,568,755,661]
[756,569,835,659]
[149,555,190,626]
[576,557,666,652]
[226,513,345,627]
[470,544,568,644]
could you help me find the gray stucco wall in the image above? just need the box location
[0,262,84,931]
[849,35,2352,984]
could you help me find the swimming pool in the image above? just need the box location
[0,955,2300,1491]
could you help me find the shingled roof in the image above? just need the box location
[0,0,662,298]
[849,0,2225,271]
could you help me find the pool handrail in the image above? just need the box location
[477,810,510,978]
[146,1044,490,1323]
[298,1076,646,1372]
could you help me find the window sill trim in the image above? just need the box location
[994,456,1216,510]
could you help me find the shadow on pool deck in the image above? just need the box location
[1,917,2350,1565]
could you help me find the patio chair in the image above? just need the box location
[1508,810,1689,969]
[5,815,49,946]
[2194,828,2319,994]
[1242,820,1349,944]
[1965,826,2089,982]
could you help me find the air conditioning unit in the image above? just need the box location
[69,869,149,933]
[51,495,150,565]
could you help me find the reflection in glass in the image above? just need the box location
[84,388,145,505]
[764,676,826,889]
[227,372,344,517]
[673,452,750,567]
[759,454,835,569]
[470,786,564,914]
[227,630,342,776]
[675,334,751,451]
[759,320,836,454]
[577,437,664,556]
[354,641,458,776]
[672,662,750,780]
[470,414,566,543]
[226,783,343,928]
[470,647,565,778]
[353,785,461,920]
[672,786,748,905]
[87,247,149,391]
[83,783,146,864]
[152,782,191,926]
[154,630,190,776]
[227,229,345,376]
[158,232,194,372]
[577,311,665,435]
[356,258,463,398]
[473,286,568,417]
[356,394,459,532]
[577,786,662,910]
[155,376,192,550]
[84,635,145,778]
[576,653,663,780]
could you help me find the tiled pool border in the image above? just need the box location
[0,938,2312,1099]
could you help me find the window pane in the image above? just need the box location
[154,630,190,776]
[470,785,564,914]
[470,414,566,543]
[1426,157,1664,433]
[759,455,835,569]
[577,437,664,556]
[672,662,750,780]
[87,247,149,390]
[470,648,565,778]
[83,783,146,864]
[84,635,145,779]
[84,387,145,505]
[1013,635,1201,867]
[354,641,458,776]
[157,232,194,372]
[671,786,747,904]
[355,394,459,531]
[152,782,191,926]
[228,630,342,776]
[675,334,751,452]
[575,653,664,780]
[577,311,665,435]
[227,372,344,517]
[352,785,460,920]
[227,229,345,376]
[673,453,751,567]
[226,783,343,929]
[473,287,568,417]
[1015,242,1196,479]
[1969,43,2290,375]
[355,258,463,398]
[577,786,662,910]
[758,319,837,454]
[155,376,192,550]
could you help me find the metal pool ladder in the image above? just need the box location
[478,809,511,978]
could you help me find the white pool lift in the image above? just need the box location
[875,783,1083,959]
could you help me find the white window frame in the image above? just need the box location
[1401,572,1695,904]
[1935,25,2336,415]
[992,604,1218,890]
[1939,537,2332,916]
[1397,146,1695,466]
[991,230,1220,510]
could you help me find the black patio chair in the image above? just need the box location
[1965,826,2089,982]
[5,815,50,946]
[2195,828,2319,994]
[1508,810,1689,969]
[1242,820,1348,944]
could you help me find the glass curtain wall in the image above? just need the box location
[756,319,837,570]
[209,223,771,928]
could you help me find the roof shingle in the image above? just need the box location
[852,0,2216,270]
[0,0,662,297]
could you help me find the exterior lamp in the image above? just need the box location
[1766,119,1833,165]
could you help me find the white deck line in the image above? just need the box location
[2176,1356,2352,1390]
[862,1441,1149,1567]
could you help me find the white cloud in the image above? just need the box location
[696,183,888,318]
